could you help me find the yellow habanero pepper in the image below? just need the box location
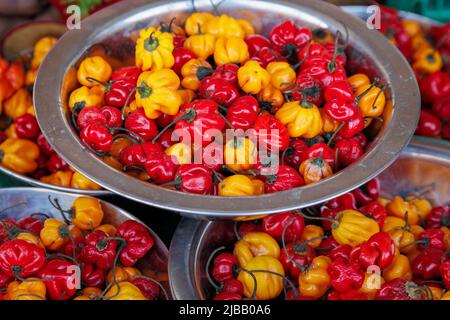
[402,20,423,38]
[234,232,280,268]
[205,14,245,38]
[320,108,341,133]
[427,286,443,300]
[165,142,192,165]
[250,178,265,195]
[299,156,333,185]
[70,171,102,190]
[224,137,256,172]
[25,69,37,87]
[0,138,39,174]
[275,101,323,138]
[40,219,72,251]
[257,84,284,113]
[5,278,46,300]
[298,256,331,299]
[266,62,296,91]
[359,272,385,299]
[411,35,431,52]
[181,58,213,90]
[238,60,270,94]
[71,197,104,230]
[104,281,147,300]
[95,224,117,237]
[238,19,255,36]
[135,27,174,71]
[77,56,112,87]
[16,232,44,248]
[383,254,412,281]
[40,171,73,188]
[331,210,380,247]
[441,291,450,300]
[441,227,450,251]
[386,196,419,225]
[237,256,284,300]
[178,89,196,104]
[413,48,443,74]
[5,124,17,139]
[184,12,215,36]
[348,73,370,92]
[184,33,216,60]
[68,85,104,111]
[135,69,182,119]
[31,36,58,70]
[218,174,255,197]
[74,287,102,300]
[107,266,141,284]
[406,196,432,220]
[300,225,324,248]
[3,88,32,119]
[355,84,386,118]
[382,216,416,254]
[214,36,249,66]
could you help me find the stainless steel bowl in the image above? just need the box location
[35,0,420,218]
[169,136,450,299]
[0,187,171,299]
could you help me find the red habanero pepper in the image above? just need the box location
[316,237,351,262]
[375,278,428,300]
[0,239,46,278]
[14,114,40,140]
[119,142,164,167]
[440,259,450,290]
[432,97,450,122]
[17,217,44,236]
[419,71,450,104]
[116,220,155,267]
[76,106,107,130]
[251,47,286,68]
[260,165,304,193]
[111,66,141,83]
[47,153,70,173]
[425,207,449,228]
[300,58,347,88]
[301,143,336,168]
[81,263,105,288]
[442,123,450,140]
[214,292,242,300]
[221,278,243,296]
[237,222,261,238]
[324,99,357,122]
[283,139,307,169]
[172,47,196,75]
[253,113,290,151]
[157,128,176,149]
[359,201,387,227]
[100,106,123,128]
[338,112,365,138]
[324,80,354,103]
[320,206,340,231]
[87,76,135,109]
[280,240,316,278]
[211,252,237,283]
[132,277,160,300]
[81,230,118,270]
[353,232,395,269]
[198,77,239,107]
[326,193,357,211]
[171,164,213,195]
[328,257,365,292]
[80,123,113,153]
[411,248,444,280]
[269,20,312,54]
[125,108,158,141]
[38,259,77,300]
[226,96,260,131]
[37,132,55,156]
[0,269,11,288]
[262,212,305,242]
[211,64,239,87]
[291,74,324,106]
[145,153,178,184]
[417,229,445,251]
[245,34,271,57]
[328,290,368,300]
[62,235,84,261]
[334,138,363,167]
[415,110,441,137]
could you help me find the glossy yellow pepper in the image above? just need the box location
[74,287,102,300]
[218,174,255,197]
[40,171,73,188]
[77,56,112,87]
[383,216,416,254]
[402,20,423,38]
[275,101,323,138]
[16,232,44,248]
[5,278,46,300]
[250,178,265,195]
[70,171,102,190]
[184,12,215,36]
[383,254,412,281]
[214,36,249,66]
[68,85,104,111]
[135,27,174,71]
[40,218,71,251]
[224,137,256,172]
[348,73,370,91]
[178,89,196,104]
[332,210,380,247]
[298,256,331,299]
[184,33,216,60]
[386,196,419,225]
[107,266,141,283]
[441,291,450,300]
[181,58,212,90]
[238,19,255,36]
[406,197,432,220]
[300,225,324,248]
[411,35,432,52]
[355,84,386,118]
[320,108,341,133]
[266,62,296,91]
[238,60,270,94]
[104,281,147,300]
[257,84,284,112]
[237,256,284,300]
[413,48,443,74]
[165,142,191,165]
[31,36,58,70]
[95,224,117,237]
[71,197,104,230]
[3,88,32,119]
[135,69,182,119]
[5,124,18,139]
[0,138,39,174]
[234,232,280,268]
[205,14,245,38]
[359,272,385,300]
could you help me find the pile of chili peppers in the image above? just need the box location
[67,11,388,196]
[377,6,450,140]
[0,36,103,190]
[0,196,166,300]
[206,177,450,300]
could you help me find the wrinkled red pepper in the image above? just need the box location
[352,232,395,269]
[116,220,154,267]
[226,96,260,131]
[328,257,364,292]
[280,240,316,278]
[81,263,105,288]
[212,252,236,283]
[0,239,46,278]
[262,212,304,242]
[39,259,77,300]
[81,230,118,270]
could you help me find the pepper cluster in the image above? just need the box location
[206,177,450,300]
[68,12,388,196]
[0,37,102,190]
[0,196,164,300]
[377,6,450,140]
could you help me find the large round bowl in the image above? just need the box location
[0,187,171,299]
[34,0,420,218]
[168,136,450,299]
